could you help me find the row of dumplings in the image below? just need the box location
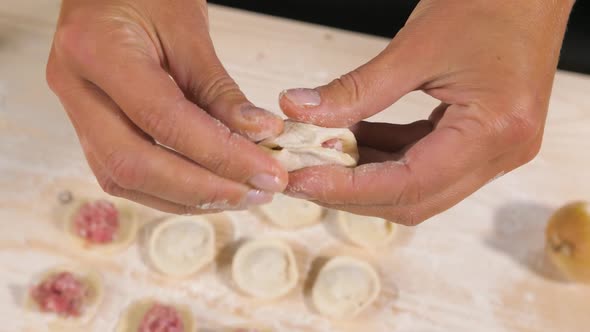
[25,192,397,330]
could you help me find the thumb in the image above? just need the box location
[279,41,428,128]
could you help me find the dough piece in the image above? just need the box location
[116,299,196,332]
[63,197,138,254]
[337,211,396,248]
[257,194,324,229]
[148,215,216,277]
[232,239,298,299]
[259,120,359,171]
[25,265,104,326]
[312,256,381,319]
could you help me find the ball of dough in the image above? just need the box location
[257,194,324,229]
[232,239,299,299]
[546,201,590,283]
[148,215,216,277]
[312,256,380,319]
[337,211,396,248]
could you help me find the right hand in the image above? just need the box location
[47,0,288,214]
[279,0,573,225]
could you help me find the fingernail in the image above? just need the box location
[241,105,283,123]
[240,105,283,141]
[240,105,266,122]
[249,174,284,192]
[281,88,321,108]
[244,189,274,206]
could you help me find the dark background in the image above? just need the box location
[209,0,590,75]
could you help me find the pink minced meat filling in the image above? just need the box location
[139,303,185,332]
[73,200,120,244]
[30,272,88,317]
[321,138,344,151]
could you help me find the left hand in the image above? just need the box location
[279,0,575,225]
[46,0,287,214]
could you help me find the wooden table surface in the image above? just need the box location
[1,1,590,331]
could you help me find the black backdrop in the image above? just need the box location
[209,1,590,75]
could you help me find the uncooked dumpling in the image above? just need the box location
[25,265,104,326]
[312,256,380,319]
[257,194,324,229]
[62,197,138,254]
[232,239,298,299]
[148,215,216,277]
[259,120,359,171]
[115,298,196,332]
[337,211,395,248]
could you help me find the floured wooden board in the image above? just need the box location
[2,179,413,332]
[2,1,590,331]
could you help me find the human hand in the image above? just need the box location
[47,0,288,214]
[280,0,575,225]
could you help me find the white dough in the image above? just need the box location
[62,197,139,254]
[115,298,196,332]
[259,120,359,171]
[312,256,380,319]
[257,194,324,229]
[337,211,396,248]
[24,265,104,327]
[232,239,298,299]
[148,215,216,277]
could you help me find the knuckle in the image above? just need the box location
[331,69,363,105]
[185,173,225,208]
[53,8,146,68]
[515,112,540,142]
[53,15,90,62]
[140,102,182,149]
[208,156,228,177]
[45,59,64,93]
[193,68,240,107]
[205,148,229,176]
[502,113,540,145]
[197,186,225,208]
[104,150,146,190]
[98,177,122,197]
[204,130,236,176]
[497,95,543,145]
[519,137,543,165]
